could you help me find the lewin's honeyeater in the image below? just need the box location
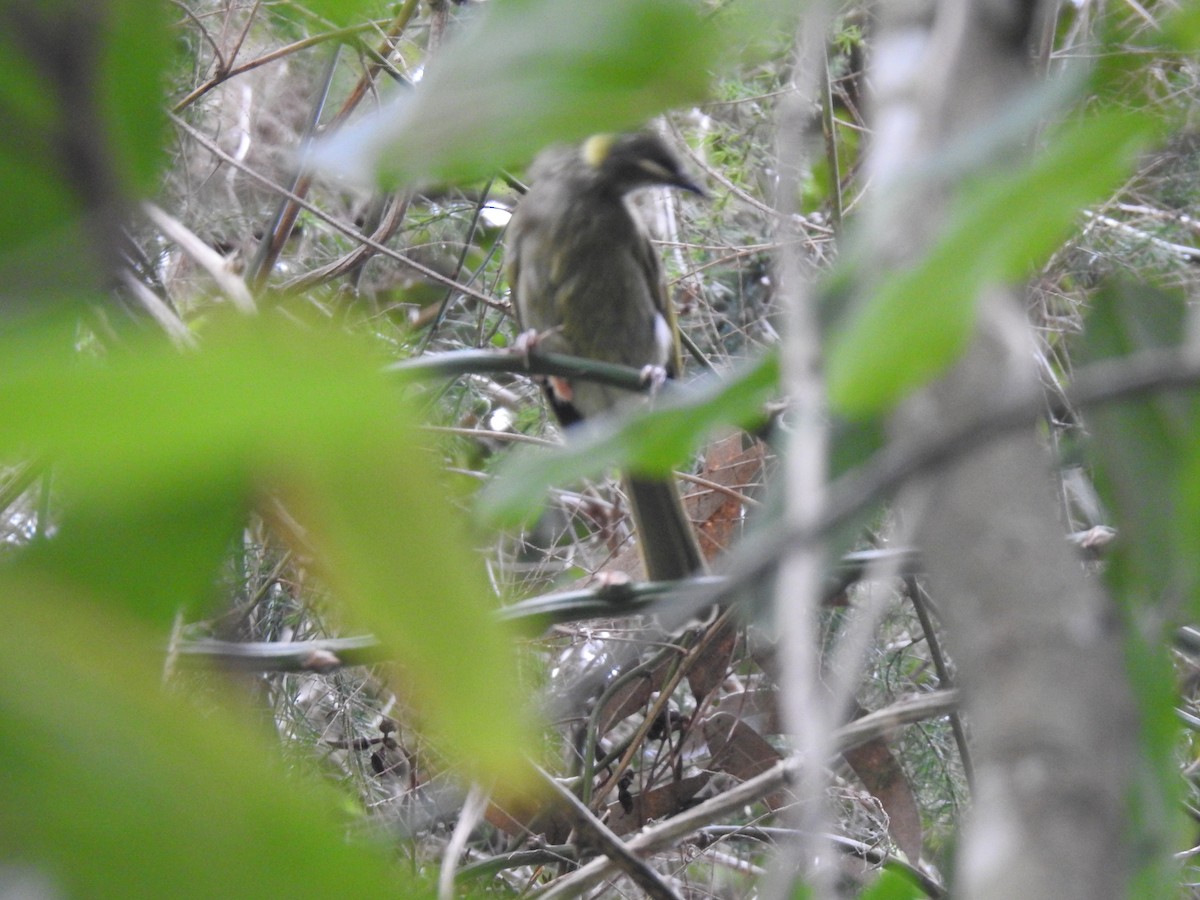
[506,132,706,581]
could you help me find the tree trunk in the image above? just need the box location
[869,1,1139,897]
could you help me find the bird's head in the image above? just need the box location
[580,133,704,198]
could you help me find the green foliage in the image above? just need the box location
[0,574,431,900]
[0,2,169,299]
[826,1,1200,418]
[859,869,926,899]
[6,0,1200,893]
[285,0,392,27]
[1078,282,1200,620]
[804,109,860,215]
[1075,281,1196,896]
[826,107,1156,417]
[708,0,803,66]
[310,0,722,186]
[1,313,536,777]
[0,312,539,892]
[103,0,171,192]
[0,0,544,880]
[1163,0,1200,50]
[1121,634,1186,899]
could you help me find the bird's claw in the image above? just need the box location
[594,570,632,592]
[513,328,541,367]
[639,364,668,395]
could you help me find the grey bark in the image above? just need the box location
[868,1,1138,897]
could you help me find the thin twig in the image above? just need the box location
[142,201,256,312]
[277,190,413,292]
[678,469,763,509]
[171,634,387,671]
[438,784,490,900]
[418,177,500,354]
[904,576,973,789]
[117,270,198,348]
[170,551,921,671]
[532,763,684,900]
[247,46,341,289]
[245,0,423,289]
[423,424,558,448]
[225,0,263,75]
[169,0,225,73]
[534,690,960,899]
[168,113,504,309]
[668,121,834,241]
[171,20,393,112]
[1083,209,1200,261]
[0,460,46,519]
[699,827,945,898]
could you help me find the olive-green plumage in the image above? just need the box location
[507,132,706,581]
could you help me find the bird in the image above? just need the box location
[506,131,706,582]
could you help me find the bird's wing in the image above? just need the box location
[505,220,524,329]
[631,223,683,378]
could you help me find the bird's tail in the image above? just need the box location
[623,475,705,582]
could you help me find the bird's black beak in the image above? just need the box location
[673,174,706,198]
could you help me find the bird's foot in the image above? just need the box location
[513,328,541,366]
[593,570,632,592]
[639,364,668,395]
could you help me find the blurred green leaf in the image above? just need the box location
[287,0,390,27]
[477,352,778,527]
[1076,281,1195,896]
[1161,0,1200,52]
[708,0,803,67]
[0,1,170,300]
[310,0,720,186]
[104,0,171,193]
[859,869,925,899]
[22,494,248,628]
[825,3,1199,420]
[1078,281,1200,617]
[1122,632,1187,900]
[0,313,535,786]
[826,109,1155,417]
[0,573,429,899]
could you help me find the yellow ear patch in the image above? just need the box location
[581,134,616,168]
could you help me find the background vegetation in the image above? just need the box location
[2,0,1200,898]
